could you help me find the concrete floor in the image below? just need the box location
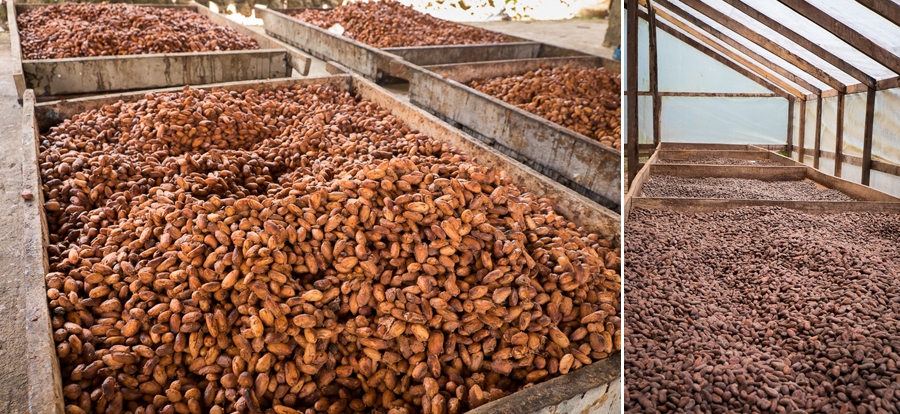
[0,32,28,414]
[0,18,612,410]
[467,19,615,60]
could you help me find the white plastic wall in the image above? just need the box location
[625,17,789,146]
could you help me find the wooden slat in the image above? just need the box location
[675,0,846,92]
[813,97,822,169]
[855,0,900,30]
[641,10,793,99]
[797,99,806,162]
[786,96,794,155]
[627,0,640,186]
[648,5,806,97]
[721,0,875,88]
[648,2,661,153]
[778,0,900,75]
[834,91,845,178]
[862,86,876,185]
[653,0,823,94]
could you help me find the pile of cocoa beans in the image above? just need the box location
[640,176,855,201]
[18,3,258,59]
[40,84,620,414]
[468,66,621,150]
[292,1,510,48]
[626,206,900,413]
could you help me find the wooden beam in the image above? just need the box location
[797,99,806,163]
[813,97,822,169]
[786,96,794,155]
[834,91,845,177]
[653,0,823,95]
[648,1,661,153]
[672,0,847,92]
[627,0,640,186]
[855,0,900,29]
[721,0,876,89]
[648,7,805,98]
[861,86,876,185]
[778,0,900,75]
[642,11,793,99]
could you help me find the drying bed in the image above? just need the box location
[290,1,512,48]
[640,176,856,201]
[656,156,781,166]
[410,56,621,211]
[22,75,621,414]
[6,1,309,100]
[626,206,900,413]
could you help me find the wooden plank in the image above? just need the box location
[797,99,806,162]
[648,1,661,154]
[624,145,661,220]
[650,164,808,180]
[856,0,900,27]
[642,11,792,99]
[22,50,291,99]
[424,56,604,85]
[813,97,822,169]
[659,142,763,151]
[834,91,845,177]
[627,0,640,187]
[648,6,806,98]
[652,0,825,94]
[669,0,845,92]
[778,0,900,75]
[629,91,777,97]
[408,66,622,210]
[720,0,875,89]
[8,0,29,99]
[786,96,794,156]
[862,86,876,185]
[385,42,545,66]
[191,1,311,75]
[632,197,900,214]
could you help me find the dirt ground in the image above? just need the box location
[0,31,28,414]
[466,19,615,59]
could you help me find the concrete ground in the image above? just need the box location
[0,31,28,414]
[467,19,615,60]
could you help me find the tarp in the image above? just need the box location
[659,96,787,144]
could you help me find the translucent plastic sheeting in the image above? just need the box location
[622,95,655,145]
[873,88,900,165]
[820,96,837,156]
[666,0,842,90]
[653,7,813,95]
[659,96,787,144]
[818,158,835,177]
[842,92,867,158]
[791,101,800,147]
[742,0,894,80]
[842,163,863,186]
[626,16,773,94]
[809,0,900,62]
[871,170,900,198]
[804,99,818,150]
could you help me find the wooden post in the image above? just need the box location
[648,2,661,154]
[862,87,877,185]
[834,92,845,178]
[626,0,640,185]
[813,97,822,169]
[786,97,794,156]
[797,99,806,163]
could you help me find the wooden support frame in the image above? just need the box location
[648,1,661,153]
[778,0,900,75]
[653,0,823,95]
[786,96,794,156]
[674,0,847,92]
[834,91,846,178]
[640,9,797,99]
[813,97,823,169]
[797,99,806,163]
[627,0,640,186]
[721,0,875,88]
[862,87,877,185]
